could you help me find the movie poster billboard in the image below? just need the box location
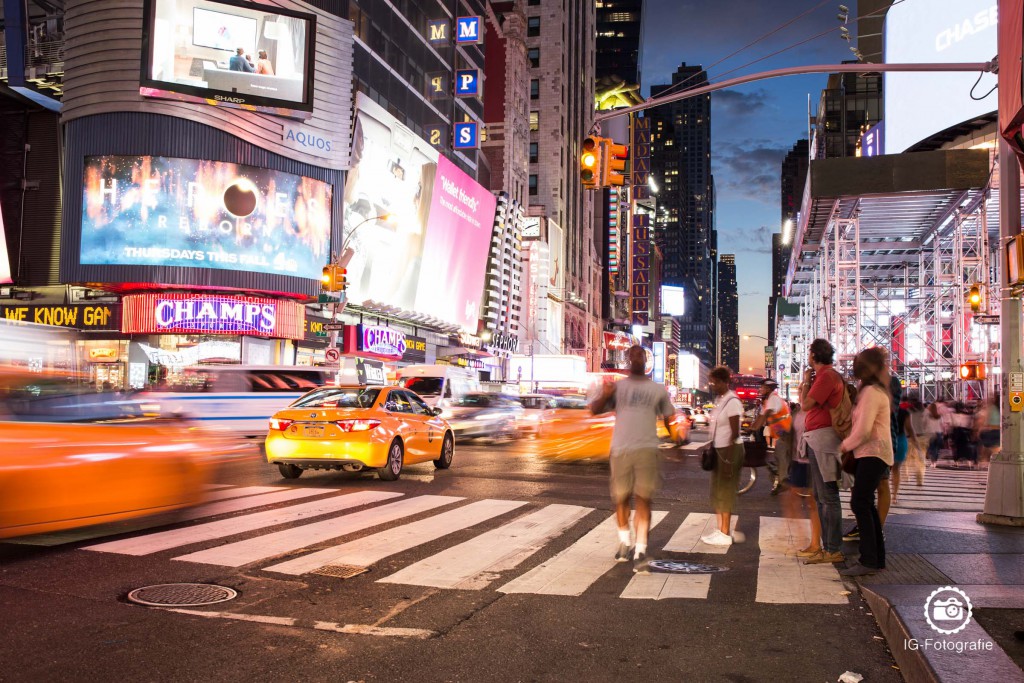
[343,93,497,331]
[80,156,332,278]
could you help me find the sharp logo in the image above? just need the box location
[214,95,247,103]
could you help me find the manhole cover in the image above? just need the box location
[127,583,238,607]
[648,560,729,574]
[313,564,369,579]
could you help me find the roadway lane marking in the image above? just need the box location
[264,499,527,575]
[379,504,593,590]
[164,609,435,638]
[498,511,668,596]
[174,495,463,567]
[200,486,285,502]
[662,512,738,555]
[13,487,335,547]
[755,516,848,605]
[83,491,401,556]
[620,572,711,600]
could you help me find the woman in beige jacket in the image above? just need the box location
[838,347,893,577]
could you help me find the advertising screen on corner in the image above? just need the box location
[142,0,316,113]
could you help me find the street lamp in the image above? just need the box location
[743,334,769,342]
[339,213,390,267]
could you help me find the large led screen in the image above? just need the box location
[142,0,316,114]
[81,155,332,279]
[884,0,997,154]
[343,93,497,331]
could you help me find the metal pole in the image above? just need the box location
[979,138,1024,525]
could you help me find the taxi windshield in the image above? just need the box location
[549,396,588,410]
[291,387,382,409]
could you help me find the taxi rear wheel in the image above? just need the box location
[434,433,454,469]
[278,463,303,479]
[378,440,404,481]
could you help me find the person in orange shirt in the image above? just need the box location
[255,50,274,75]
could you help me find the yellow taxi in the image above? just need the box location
[534,395,690,461]
[265,384,454,480]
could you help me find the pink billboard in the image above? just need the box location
[415,156,497,329]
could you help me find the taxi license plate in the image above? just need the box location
[304,425,325,438]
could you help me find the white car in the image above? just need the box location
[691,409,710,428]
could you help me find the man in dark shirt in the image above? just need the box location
[229,48,254,73]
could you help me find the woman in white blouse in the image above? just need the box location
[838,347,893,577]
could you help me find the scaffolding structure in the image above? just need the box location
[780,159,1006,404]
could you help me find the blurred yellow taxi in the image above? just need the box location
[265,385,454,480]
[535,395,689,461]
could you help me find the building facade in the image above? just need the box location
[770,138,808,342]
[649,63,715,365]
[718,254,738,371]
[596,0,643,85]
[525,0,598,368]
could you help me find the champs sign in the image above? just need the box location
[361,325,407,358]
[122,293,305,339]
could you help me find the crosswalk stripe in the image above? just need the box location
[755,517,847,604]
[10,487,334,547]
[379,504,592,590]
[201,486,287,502]
[498,512,668,596]
[175,495,462,567]
[662,512,739,555]
[264,499,526,575]
[84,491,401,556]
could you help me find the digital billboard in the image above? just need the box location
[661,285,686,316]
[81,155,332,279]
[343,93,497,331]
[0,198,11,284]
[884,0,997,154]
[142,0,316,115]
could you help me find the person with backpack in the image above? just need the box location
[798,338,849,565]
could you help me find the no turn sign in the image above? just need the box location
[325,347,341,364]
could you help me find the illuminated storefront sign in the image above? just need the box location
[652,341,666,384]
[1,304,120,330]
[631,213,651,325]
[403,335,427,363]
[455,16,482,44]
[361,325,407,358]
[121,294,304,339]
[486,331,520,356]
[631,116,651,200]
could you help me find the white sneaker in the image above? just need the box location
[701,530,733,547]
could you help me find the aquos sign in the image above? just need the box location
[361,325,407,358]
[121,294,306,339]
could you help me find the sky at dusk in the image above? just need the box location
[640,0,856,372]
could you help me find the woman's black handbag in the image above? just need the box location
[700,444,718,471]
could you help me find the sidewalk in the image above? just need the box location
[846,510,1024,682]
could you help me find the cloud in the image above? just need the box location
[713,141,790,204]
[713,89,771,116]
[720,224,774,254]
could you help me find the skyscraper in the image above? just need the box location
[525,0,598,367]
[718,254,739,371]
[596,0,644,85]
[649,63,715,365]
[770,139,808,342]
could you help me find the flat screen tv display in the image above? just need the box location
[141,0,316,116]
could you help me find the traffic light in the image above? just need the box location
[581,136,603,189]
[334,267,348,292]
[959,362,987,381]
[603,141,629,187]
[968,284,982,313]
[321,265,335,290]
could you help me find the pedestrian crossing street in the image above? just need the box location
[7,483,867,606]
[838,466,988,516]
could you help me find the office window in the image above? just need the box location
[530,79,539,99]
[529,111,539,131]
[528,48,540,68]
[527,17,540,37]
[529,175,538,195]
[529,142,538,163]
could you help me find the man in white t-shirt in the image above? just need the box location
[753,378,792,494]
[590,345,675,573]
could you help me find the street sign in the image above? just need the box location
[973,314,1000,325]
[324,347,341,365]
[317,293,341,303]
[324,323,345,331]
[314,330,327,338]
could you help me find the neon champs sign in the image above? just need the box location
[362,325,407,358]
[154,299,276,334]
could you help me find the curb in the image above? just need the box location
[861,585,938,683]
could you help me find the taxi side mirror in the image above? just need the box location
[431,407,443,416]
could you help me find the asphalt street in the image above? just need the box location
[0,429,903,683]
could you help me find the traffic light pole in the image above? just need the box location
[979,138,1024,526]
